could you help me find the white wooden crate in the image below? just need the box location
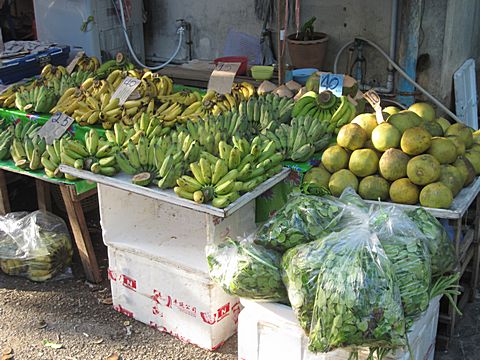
[98,183,256,273]
[238,296,441,360]
[108,245,240,351]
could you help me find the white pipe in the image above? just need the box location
[117,0,184,70]
[354,36,462,123]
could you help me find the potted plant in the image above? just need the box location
[287,17,329,69]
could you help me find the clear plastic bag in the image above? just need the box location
[369,206,432,321]
[206,236,287,301]
[0,210,73,282]
[283,224,406,353]
[406,208,456,277]
[254,193,345,252]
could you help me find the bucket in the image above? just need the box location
[287,32,329,70]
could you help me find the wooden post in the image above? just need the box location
[60,184,102,283]
[36,180,51,212]
[0,170,10,215]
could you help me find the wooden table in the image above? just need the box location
[0,165,102,284]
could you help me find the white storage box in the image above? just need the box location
[238,296,441,360]
[98,184,256,273]
[108,245,241,350]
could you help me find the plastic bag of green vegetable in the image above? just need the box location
[339,187,370,213]
[206,236,287,301]
[369,206,431,321]
[283,223,406,354]
[406,208,455,277]
[254,193,345,252]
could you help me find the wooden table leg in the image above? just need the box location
[470,195,480,301]
[36,180,51,212]
[0,170,10,215]
[60,184,101,283]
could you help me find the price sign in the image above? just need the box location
[37,112,75,144]
[111,76,141,105]
[66,51,85,75]
[363,90,384,124]
[207,62,241,95]
[319,73,344,97]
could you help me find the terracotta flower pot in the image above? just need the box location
[287,32,329,70]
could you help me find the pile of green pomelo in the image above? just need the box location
[305,102,480,209]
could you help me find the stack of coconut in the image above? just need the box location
[309,102,480,209]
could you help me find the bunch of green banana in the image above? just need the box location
[238,93,294,131]
[0,124,14,160]
[15,84,58,113]
[329,95,357,133]
[175,136,284,208]
[95,52,135,79]
[0,231,72,282]
[180,110,249,155]
[11,135,46,170]
[133,113,171,139]
[105,122,138,148]
[60,129,118,176]
[264,115,331,162]
[46,69,94,96]
[41,137,72,179]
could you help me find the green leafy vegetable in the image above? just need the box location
[370,207,431,323]
[282,226,406,353]
[255,193,344,252]
[207,237,287,301]
[406,208,455,277]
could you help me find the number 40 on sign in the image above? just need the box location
[319,73,344,97]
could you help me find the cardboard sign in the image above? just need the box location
[363,90,384,124]
[66,51,85,74]
[37,112,74,144]
[207,62,241,95]
[111,76,141,105]
[319,73,344,97]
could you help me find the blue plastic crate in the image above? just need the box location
[0,45,70,85]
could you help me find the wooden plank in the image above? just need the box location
[59,165,290,218]
[60,184,101,283]
[35,180,51,212]
[0,170,10,215]
[74,187,97,202]
[364,176,480,219]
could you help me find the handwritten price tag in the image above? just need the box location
[111,76,141,105]
[207,62,241,95]
[37,112,74,144]
[319,73,344,97]
[66,51,85,75]
[363,90,384,124]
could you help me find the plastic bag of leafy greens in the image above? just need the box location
[406,208,455,277]
[369,206,431,322]
[339,187,370,213]
[206,236,287,301]
[0,210,73,282]
[283,224,406,353]
[254,193,345,252]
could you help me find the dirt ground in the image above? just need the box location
[0,273,237,360]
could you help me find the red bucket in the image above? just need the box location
[213,56,248,76]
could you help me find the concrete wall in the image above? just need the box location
[143,0,479,107]
[143,0,393,86]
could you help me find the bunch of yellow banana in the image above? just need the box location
[40,64,68,81]
[174,135,284,208]
[60,129,118,176]
[0,231,73,282]
[75,54,100,72]
[157,89,201,106]
[231,82,255,102]
[0,82,36,109]
[142,71,173,96]
[201,90,239,117]
[49,87,85,114]
[155,100,186,126]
